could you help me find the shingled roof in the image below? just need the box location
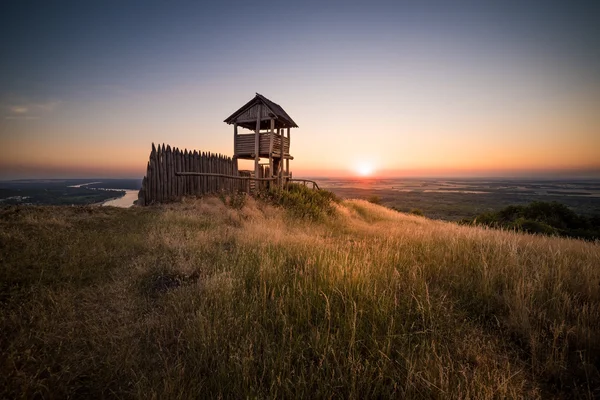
[224,93,298,131]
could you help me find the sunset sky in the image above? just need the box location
[1,0,599,179]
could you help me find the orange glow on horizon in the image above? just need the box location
[355,162,375,177]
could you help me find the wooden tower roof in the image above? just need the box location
[224,93,299,131]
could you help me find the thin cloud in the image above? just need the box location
[3,100,60,120]
[9,106,28,114]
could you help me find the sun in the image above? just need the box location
[355,162,375,177]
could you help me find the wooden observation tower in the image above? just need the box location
[224,93,297,186]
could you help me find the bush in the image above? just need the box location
[267,184,339,221]
[464,201,599,240]
[514,218,557,236]
[367,195,381,205]
[220,192,247,210]
[410,208,424,216]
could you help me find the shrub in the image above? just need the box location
[219,192,248,210]
[267,183,339,221]
[464,201,599,240]
[514,218,557,236]
[367,195,381,205]
[410,208,424,216]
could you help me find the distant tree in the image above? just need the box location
[463,201,599,241]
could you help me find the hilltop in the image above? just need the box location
[1,192,599,398]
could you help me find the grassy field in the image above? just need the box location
[1,194,599,398]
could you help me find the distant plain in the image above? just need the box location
[1,178,599,220]
[317,178,600,220]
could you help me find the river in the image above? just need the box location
[102,190,138,208]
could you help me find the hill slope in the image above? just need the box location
[1,197,599,398]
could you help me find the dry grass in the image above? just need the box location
[1,197,599,398]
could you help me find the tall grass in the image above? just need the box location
[1,197,598,398]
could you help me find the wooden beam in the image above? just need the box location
[254,104,261,182]
[176,172,276,181]
[234,117,278,124]
[271,153,294,160]
[288,179,320,190]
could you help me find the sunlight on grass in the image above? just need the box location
[1,197,599,398]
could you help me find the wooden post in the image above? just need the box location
[192,151,197,195]
[233,122,238,172]
[145,161,150,204]
[175,149,180,198]
[269,118,274,186]
[151,156,158,202]
[203,152,207,194]
[181,149,189,196]
[185,150,190,195]
[254,104,261,184]
[286,127,290,179]
[166,144,170,200]
[178,148,183,198]
[199,151,204,195]
[168,146,176,200]
[209,153,213,193]
[156,145,162,202]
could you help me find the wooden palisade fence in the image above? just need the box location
[138,143,254,206]
[137,143,320,206]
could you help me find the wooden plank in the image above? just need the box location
[149,142,156,203]
[184,150,190,195]
[200,152,204,195]
[188,150,192,195]
[165,145,170,200]
[182,150,186,195]
[157,145,162,202]
[150,157,157,203]
[182,149,186,197]
[170,149,175,199]
[155,145,160,202]
[147,159,152,204]
[196,151,200,195]
[177,148,182,198]
[205,152,209,194]
[191,151,195,195]
[194,150,201,196]
[171,147,176,200]
[220,155,224,192]
[167,145,173,200]
[152,160,156,203]
[145,160,151,204]
[174,149,179,198]
[157,145,163,202]
[163,144,168,201]
[208,153,212,193]
[201,152,206,194]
